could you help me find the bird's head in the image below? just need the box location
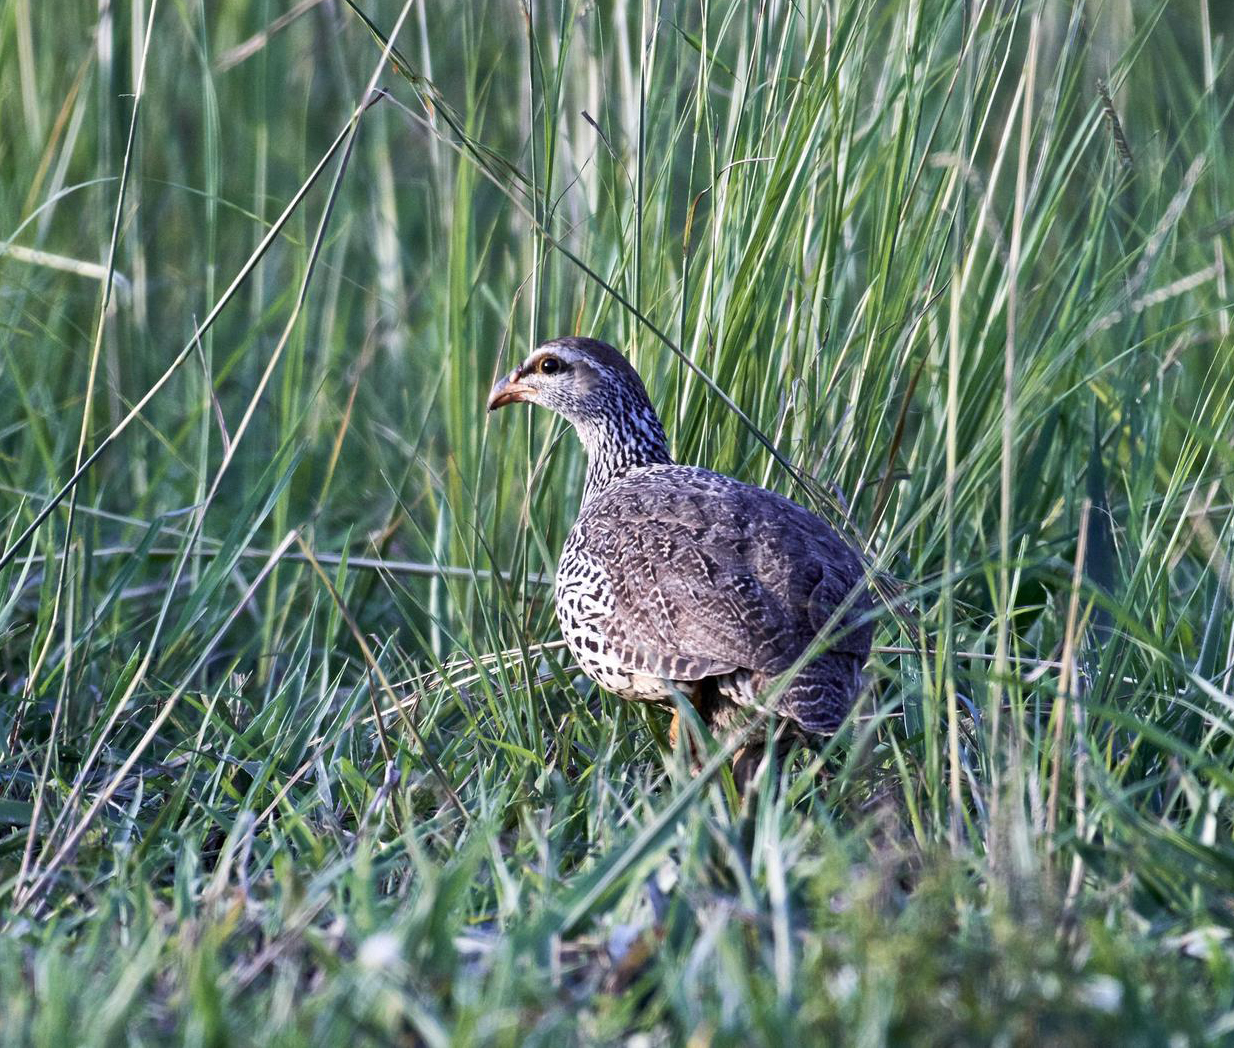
[486,337,652,426]
[487,336,673,490]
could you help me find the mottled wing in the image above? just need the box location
[574,466,870,690]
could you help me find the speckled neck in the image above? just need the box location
[574,385,672,505]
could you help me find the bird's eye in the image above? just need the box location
[538,356,561,375]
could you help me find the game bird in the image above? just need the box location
[488,337,873,759]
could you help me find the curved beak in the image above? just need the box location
[487,368,536,412]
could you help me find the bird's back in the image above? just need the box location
[556,464,873,730]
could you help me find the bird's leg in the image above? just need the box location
[732,722,801,793]
[730,743,763,791]
[667,684,706,771]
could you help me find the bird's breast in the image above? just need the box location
[555,535,669,699]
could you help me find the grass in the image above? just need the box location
[2,0,1234,1042]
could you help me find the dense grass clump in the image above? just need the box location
[2,0,1234,1042]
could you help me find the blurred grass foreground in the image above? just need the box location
[2,0,1234,1043]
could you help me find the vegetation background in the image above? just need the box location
[1,0,1233,1043]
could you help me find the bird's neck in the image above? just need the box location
[575,396,673,504]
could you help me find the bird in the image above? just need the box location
[487,336,873,759]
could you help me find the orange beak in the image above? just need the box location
[486,368,536,412]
